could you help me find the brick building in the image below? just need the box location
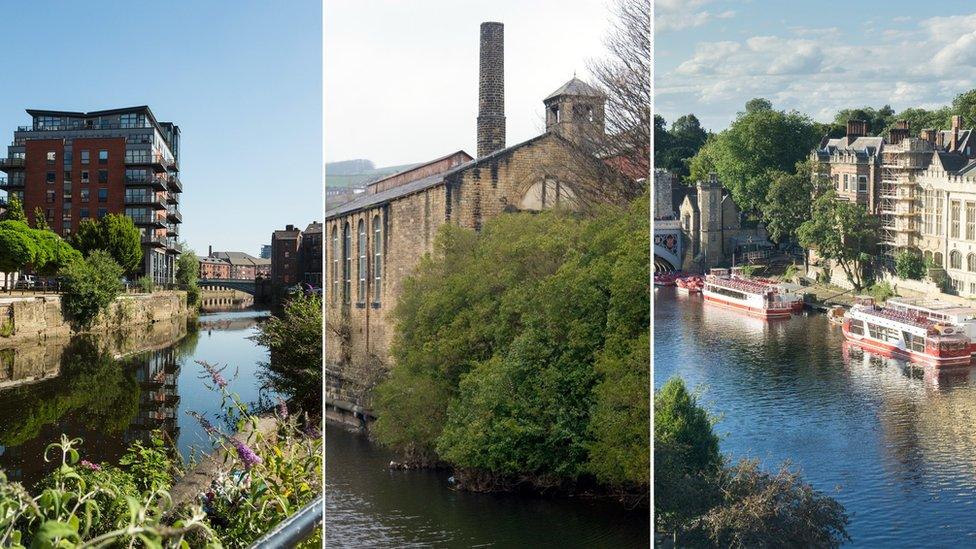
[300,221,323,286]
[325,22,618,407]
[199,256,231,279]
[271,225,302,286]
[0,106,183,283]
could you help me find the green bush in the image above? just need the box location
[71,214,143,274]
[186,282,201,307]
[867,281,895,303]
[254,294,322,413]
[137,275,154,293]
[895,250,926,280]
[59,250,124,327]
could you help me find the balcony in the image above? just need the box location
[166,191,179,204]
[166,208,182,223]
[141,233,168,248]
[131,215,166,229]
[0,158,25,171]
[126,195,167,210]
[125,175,168,191]
[168,175,182,192]
[166,223,179,236]
[0,176,24,190]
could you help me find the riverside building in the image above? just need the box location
[0,106,183,284]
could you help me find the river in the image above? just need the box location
[326,424,650,548]
[0,308,273,486]
[655,288,976,546]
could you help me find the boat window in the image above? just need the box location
[849,319,864,335]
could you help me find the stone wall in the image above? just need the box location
[0,291,187,345]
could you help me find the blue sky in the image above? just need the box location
[324,0,611,167]
[656,0,976,132]
[0,0,322,256]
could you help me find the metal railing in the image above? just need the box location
[0,158,25,168]
[246,495,322,548]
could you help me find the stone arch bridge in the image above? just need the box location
[653,219,683,272]
[199,278,256,295]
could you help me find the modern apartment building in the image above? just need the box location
[0,106,183,284]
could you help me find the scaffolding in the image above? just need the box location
[877,138,932,268]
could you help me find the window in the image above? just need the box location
[63,181,72,200]
[80,208,89,220]
[98,150,108,164]
[80,189,90,203]
[951,250,962,270]
[937,194,944,235]
[120,113,144,128]
[64,170,71,182]
[81,170,89,183]
[331,226,339,302]
[45,190,55,204]
[98,170,108,183]
[935,251,944,267]
[969,253,976,272]
[358,220,367,303]
[80,150,89,164]
[97,208,107,219]
[46,151,55,163]
[951,200,961,239]
[125,149,151,164]
[843,174,849,191]
[98,188,108,203]
[342,223,352,304]
[968,202,976,241]
[373,215,382,303]
[858,175,867,193]
[46,171,56,183]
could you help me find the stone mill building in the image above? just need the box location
[324,22,617,418]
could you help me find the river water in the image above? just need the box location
[0,309,273,486]
[655,288,976,547]
[325,424,650,548]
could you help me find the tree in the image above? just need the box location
[893,107,951,134]
[657,114,709,179]
[762,161,814,244]
[175,246,199,286]
[691,459,851,548]
[743,97,772,114]
[689,99,820,215]
[31,207,50,231]
[797,189,879,290]
[952,89,976,129]
[254,293,323,413]
[72,214,143,274]
[58,250,124,327]
[655,377,722,534]
[895,249,926,280]
[0,221,37,287]
[3,195,27,223]
[31,228,81,276]
[832,105,895,136]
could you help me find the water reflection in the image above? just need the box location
[655,288,976,546]
[0,309,271,487]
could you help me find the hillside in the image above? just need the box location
[325,160,420,190]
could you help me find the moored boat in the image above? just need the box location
[841,296,976,367]
[701,267,804,319]
[676,275,704,294]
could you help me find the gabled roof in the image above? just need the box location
[820,135,884,155]
[545,77,604,101]
[366,150,473,189]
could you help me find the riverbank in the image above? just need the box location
[0,290,187,344]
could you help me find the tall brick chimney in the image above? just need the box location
[477,22,505,158]
[889,120,910,145]
[846,119,868,144]
[951,115,962,151]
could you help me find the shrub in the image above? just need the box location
[895,250,926,280]
[253,294,322,412]
[71,214,143,274]
[118,430,180,493]
[137,275,155,293]
[186,282,201,307]
[867,281,895,303]
[59,250,124,327]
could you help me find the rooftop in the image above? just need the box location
[545,77,604,101]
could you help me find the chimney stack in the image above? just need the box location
[952,115,962,151]
[846,119,868,144]
[937,130,945,149]
[208,245,212,257]
[889,120,910,145]
[477,22,505,157]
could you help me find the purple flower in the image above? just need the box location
[196,361,229,389]
[189,411,221,437]
[81,460,101,471]
[277,397,289,420]
[233,439,262,469]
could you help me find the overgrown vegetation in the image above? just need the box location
[137,275,155,293]
[655,377,851,547]
[895,249,926,281]
[373,194,648,500]
[177,245,201,307]
[71,213,143,275]
[254,293,323,413]
[58,250,124,327]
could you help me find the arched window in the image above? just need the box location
[968,253,976,272]
[331,226,339,303]
[950,250,961,270]
[925,250,933,265]
[935,251,944,267]
[342,222,351,304]
[357,219,367,303]
[373,215,382,304]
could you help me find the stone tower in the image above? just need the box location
[697,173,723,268]
[544,77,606,143]
[477,22,505,158]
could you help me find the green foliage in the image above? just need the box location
[867,282,895,303]
[254,294,323,413]
[177,245,199,286]
[3,195,27,223]
[0,220,36,274]
[762,161,814,244]
[119,430,179,493]
[895,249,927,280]
[831,105,895,136]
[31,206,50,231]
[375,195,649,493]
[783,263,799,283]
[71,214,143,274]
[797,189,878,291]
[655,113,709,179]
[689,459,851,548]
[689,98,820,214]
[59,250,124,327]
[737,264,757,277]
[137,275,154,293]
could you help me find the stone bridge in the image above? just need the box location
[199,278,256,295]
[653,219,683,272]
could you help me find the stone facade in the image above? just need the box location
[477,22,505,158]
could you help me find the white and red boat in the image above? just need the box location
[676,275,704,294]
[841,296,976,367]
[701,268,804,319]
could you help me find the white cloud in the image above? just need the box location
[656,0,735,33]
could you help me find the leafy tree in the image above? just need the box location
[690,459,851,548]
[743,97,772,114]
[3,195,27,223]
[176,245,201,305]
[892,106,951,134]
[689,99,820,214]
[762,161,814,244]
[895,249,926,280]
[59,250,124,327]
[254,293,323,413]
[31,228,81,276]
[797,189,879,290]
[0,220,37,277]
[952,89,976,129]
[71,214,143,274]
[832,105,895,136]
[656,114,709,179]
[655,377,722,533]
[31,207,50,231]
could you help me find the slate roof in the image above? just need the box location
[545,77,604,100]
[212,251,270,266]
[820,136,884,155]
